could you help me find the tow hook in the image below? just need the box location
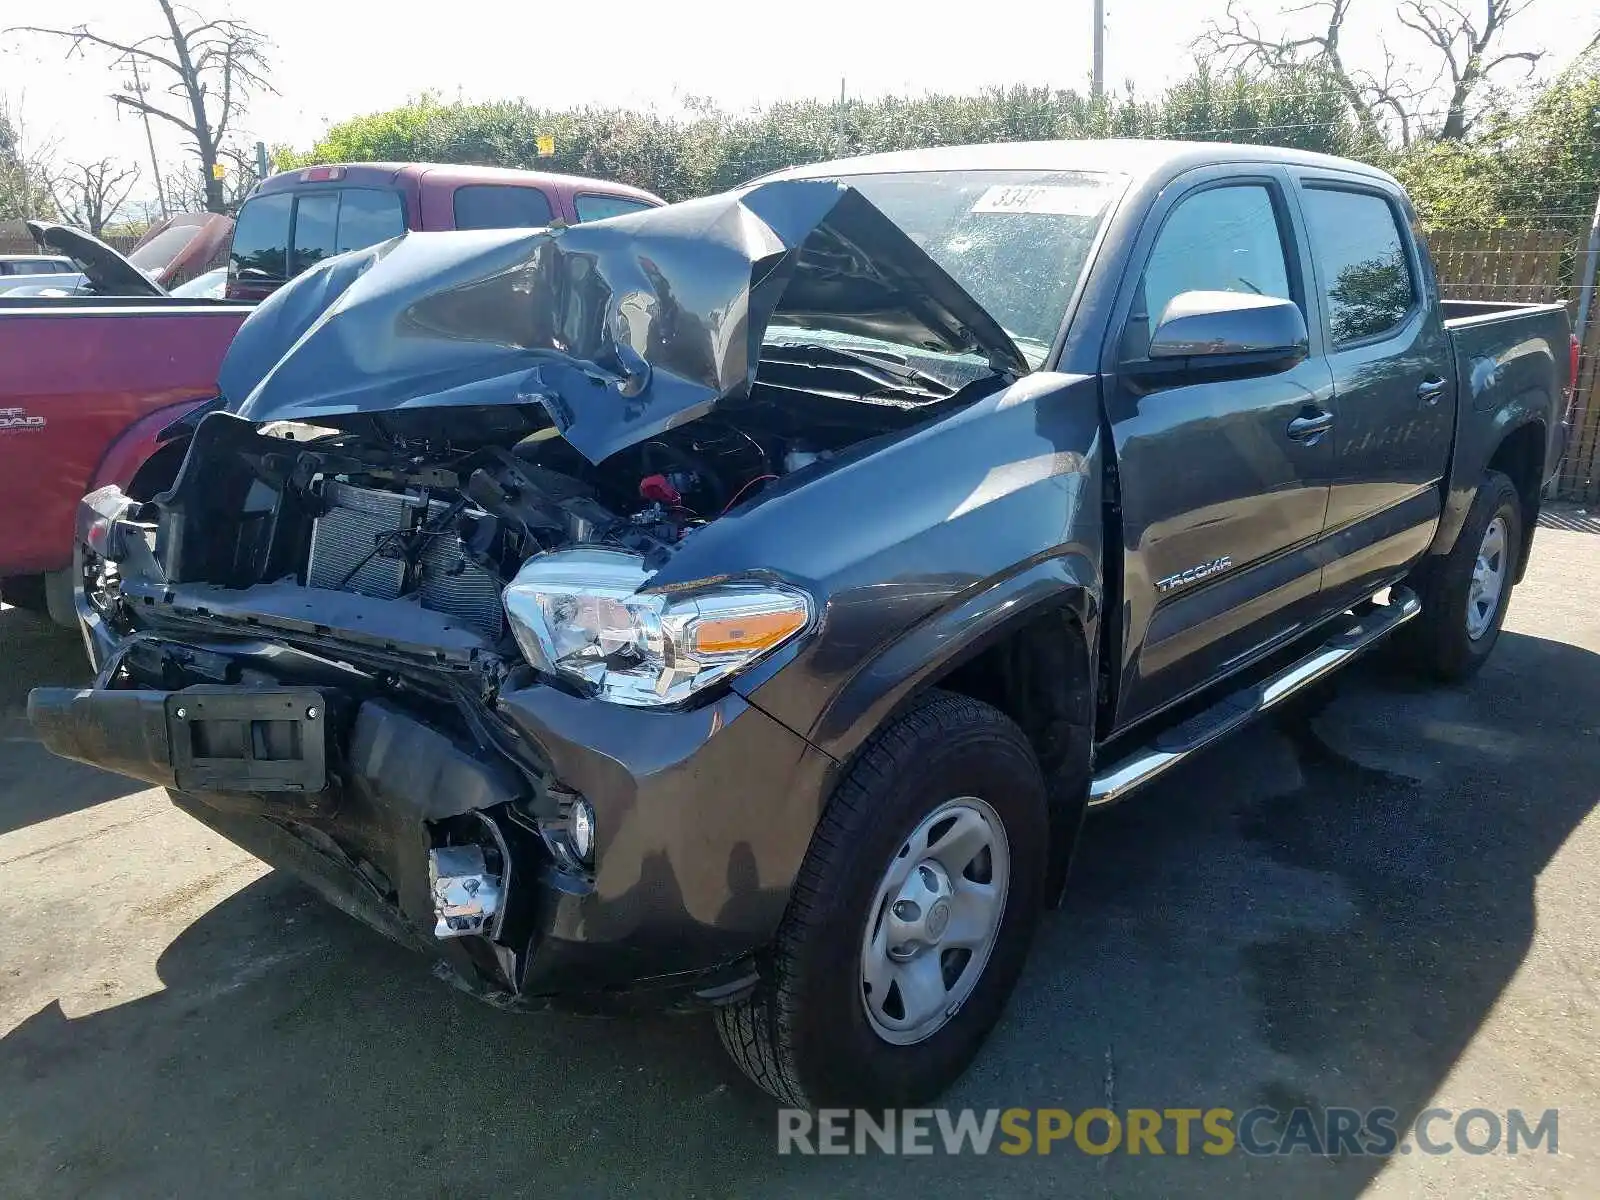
[429,845,505,939]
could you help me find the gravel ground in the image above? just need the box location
[3,519,1598,1198]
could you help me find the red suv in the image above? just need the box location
[227,162,664,300]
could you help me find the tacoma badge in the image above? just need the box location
[1156,555,1233,593]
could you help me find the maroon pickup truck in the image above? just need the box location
[0,163,664,622]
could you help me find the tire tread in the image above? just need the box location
[715,689,1036,1106]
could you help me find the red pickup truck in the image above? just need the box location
[0,163,664,622]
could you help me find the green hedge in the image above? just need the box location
[275,58,1600,229]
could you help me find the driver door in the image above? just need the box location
[1104,167,1337,730]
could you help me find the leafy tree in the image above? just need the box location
[0,97,55,221]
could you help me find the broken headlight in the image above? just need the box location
[502,547,811,707]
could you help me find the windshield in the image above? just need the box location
[128,226,199,271]
[820,168,1122,366]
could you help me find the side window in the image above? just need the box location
[1133,184,1294,356]
[1299,187,1417,345]
[290,192,340,277]
[573,194,654,223]
[334,188,405,253]
[230,192,293,282]
[453,185,554,230]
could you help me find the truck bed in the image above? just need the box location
[1439,297,1569,327]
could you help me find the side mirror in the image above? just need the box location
[1146,290,1308,369]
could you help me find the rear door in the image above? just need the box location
[1289,175,1454,607]
[1105,165,1338,728]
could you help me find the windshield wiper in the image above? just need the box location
[763,341,957,399]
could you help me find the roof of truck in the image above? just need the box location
[254,162,664,204]
[763,139,1398,187]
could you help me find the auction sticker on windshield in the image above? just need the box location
[971,184,1109,216]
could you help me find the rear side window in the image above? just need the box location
[230,192,293,283]
[333,188,406,253]
[290,192,341,276]
[1132,183,1294,356]
[232,187,405,284]
[574,194,654,223]
[453,185,554,230]
[1300,187,1417,345]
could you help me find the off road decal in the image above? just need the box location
[0,407,45,432]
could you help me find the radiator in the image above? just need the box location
[306,481,504,639]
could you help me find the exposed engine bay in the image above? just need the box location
[113,346,994,657]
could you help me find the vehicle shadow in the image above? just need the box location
[0,628,1594,1197]
[0,603,138,836]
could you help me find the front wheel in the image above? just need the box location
[1403,470,1522,682]
[715,690,1048,1108]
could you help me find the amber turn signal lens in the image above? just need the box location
[691,607,809,655]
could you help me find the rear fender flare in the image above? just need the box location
[1428,391,1551,561]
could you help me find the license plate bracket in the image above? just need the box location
[166,688,329,793]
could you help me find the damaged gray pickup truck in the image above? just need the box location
[30,141,1573,1108]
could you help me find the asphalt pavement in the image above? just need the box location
[3,517,1599,1197]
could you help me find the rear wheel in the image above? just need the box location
[714,690,1048,1108]
[1403,470,1522,682]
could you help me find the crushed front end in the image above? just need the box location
[26,177,1024,1012]
[31,406,839,1011]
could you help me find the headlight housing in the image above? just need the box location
[502,547,812,706]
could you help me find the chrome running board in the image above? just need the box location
[1088,587,1421,808]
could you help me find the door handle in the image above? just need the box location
[1417,377,1447,405]
[1286,409,1335,443]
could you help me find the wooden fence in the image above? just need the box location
[0,230,140,257]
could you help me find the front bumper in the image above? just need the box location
[29,658,837,1011]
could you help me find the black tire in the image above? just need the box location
[1403,470,1521,682]
[0,574,48,615]
[714,689,1049,1108]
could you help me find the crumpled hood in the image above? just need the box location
[218,179,1026,464]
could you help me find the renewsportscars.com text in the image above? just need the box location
[777,1107,1559,1157]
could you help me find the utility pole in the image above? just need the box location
[124,58,168,218]
[1091,0,1106,99]
[837,77,847,156]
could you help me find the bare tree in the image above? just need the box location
[1397,0,1543,139]
[7,2,272,213]
[48,159,141,236]
[1199,0,1384,140]
[1200,0,1545,143]
[161,142,260,213]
